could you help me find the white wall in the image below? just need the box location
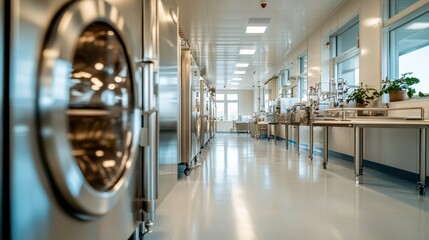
[253,87,259,112]
[238,90,254,116]
[255,0,429,176]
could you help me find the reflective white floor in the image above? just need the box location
[145,133,429,240]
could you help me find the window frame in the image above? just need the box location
[382,0,429,96]
[330,17,360,88]
[388,0,420,18]
[216,92,239,121]
[285,65,294,98]
[298,54,308,102]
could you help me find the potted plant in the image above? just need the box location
[346,83,379,107]
[381,72,424,102]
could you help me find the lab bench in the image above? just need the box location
[310,107,428,195]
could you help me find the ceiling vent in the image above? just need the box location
[248,17,271,25]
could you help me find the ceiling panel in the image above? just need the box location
[177,0,346,90]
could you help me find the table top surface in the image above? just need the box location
[312,118,429,127]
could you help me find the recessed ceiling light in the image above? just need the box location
[234,71,245,74]
[246,26,267,33]
[232,78,242,81]
[231,83,239,85]
[235,63,249,67]
[406,22,429,30]
[239,49,256,55]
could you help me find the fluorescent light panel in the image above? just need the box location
[239,49,256,55]
[234,71,245,74]
[230,83,239,85]
[246,26,267,33]
[232,78,242,81]
[235,63,249,67]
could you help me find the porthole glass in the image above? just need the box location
[68,22,133,191]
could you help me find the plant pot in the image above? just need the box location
[389,90,408,102]
[356,103,368,116]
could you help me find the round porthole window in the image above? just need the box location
[68,23,133,192]
[38,0,140,217]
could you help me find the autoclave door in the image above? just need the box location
[10,1,141,239]
[38,1,141,217]
[0,0,4,237]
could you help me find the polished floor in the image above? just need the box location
[145,133,429,240]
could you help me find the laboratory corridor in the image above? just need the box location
[146,134,429,240]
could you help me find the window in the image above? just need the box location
[285,65,294,97]
[386,4,429,95]
[227,102,238,121]
[216,93,239,121]
[216,94,225,121]
[337,55,359,87]
[298,55,308,101]
[389,0,418,17]
[278,66,292,97]
[331,20,359,88]
[216,102,225,121]
[227,94,238,101]
[337,22,359,55]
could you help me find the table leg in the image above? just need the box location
[274,124,277,145]
[296,125,300,155]
[418,128,426,195]
[323,126,328,169]
[256,124,260,140]
[309,124,313,160]
[354,127,364,184]
[285,124,289,150]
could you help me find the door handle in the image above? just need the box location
[136,60,159,225]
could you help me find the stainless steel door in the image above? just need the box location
[206,91,211,139]
[180,49,200,164]
[180,48,192,164]
[202,84,210,145]
[158,0,179,204]
[209,92,215,138]
[200,79,205,147]
[136,0,159,227]
[11,1,141,239]
[0,0,4,237]
[212,94,216,135]
[180,48,201,165]
[209,93,214,138]
[39,19,140,213]
[191,58,201,160]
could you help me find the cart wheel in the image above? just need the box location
[184,168,191,176]
[418,185,426,195]
[322,163,327,169]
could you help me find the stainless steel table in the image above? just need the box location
[312,119,428,195]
